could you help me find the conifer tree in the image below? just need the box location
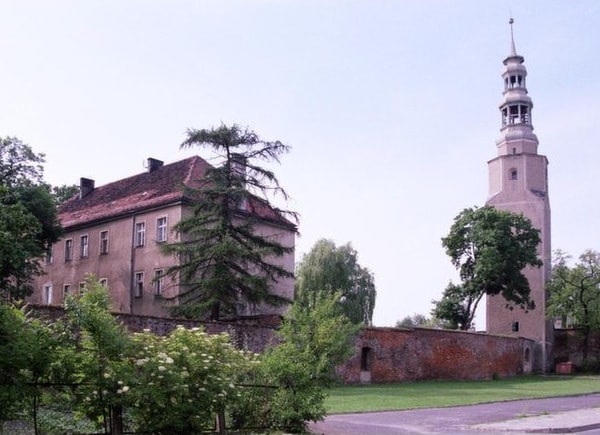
[161,124,298,320]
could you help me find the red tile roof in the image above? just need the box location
[59,156,294,229]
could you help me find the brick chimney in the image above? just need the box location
[79,177,95,199]
[147,158,164,173]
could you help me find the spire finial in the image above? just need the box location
[509,17,517,56]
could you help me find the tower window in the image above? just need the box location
[512,321,520,332]
[509,169,518,180]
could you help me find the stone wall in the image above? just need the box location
[337,327,536,383]
[31,305,280,354]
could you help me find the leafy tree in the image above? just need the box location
[439,206,542,330]
[0,301,57,426]
[233,292,359,433]
[161,124,298,320]
[547,250,600,368]
[0,137,45,187]
[50,184,79,204]
[295,239,376,325]
[0,137,62,300]
[63,275,133,434]
[431,282,475,330]
[396,312,446,329]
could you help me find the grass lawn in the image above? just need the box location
[325,375,600,414]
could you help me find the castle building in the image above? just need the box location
[32,156,296,319]
[486,19,553,370]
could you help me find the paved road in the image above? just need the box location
[309,393,600,434]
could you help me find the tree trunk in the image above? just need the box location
[110,405,123,435]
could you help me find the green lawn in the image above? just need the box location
[325,375,600,414]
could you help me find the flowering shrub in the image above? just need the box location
[126,326,256,433]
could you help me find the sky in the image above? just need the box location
[1,1,599,329]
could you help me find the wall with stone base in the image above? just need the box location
[337,327,535,384]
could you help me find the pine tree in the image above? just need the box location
[161,124,298,320]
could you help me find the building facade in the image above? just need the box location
[486,20,553,370]
[32,156,295,319]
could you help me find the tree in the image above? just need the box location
[50,184,79,204]
[232,292,360,433]
[547,250,600,368]
[161,124,298,320]
[395,312,446,329]
[295,239,376,325]
[438,206,542,330]
[0,136,45,187]
[0,137,62,300]
[431,282,474,330]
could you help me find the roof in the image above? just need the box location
[59,155,294,229]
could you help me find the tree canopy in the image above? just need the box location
[434,206,542,330]
[547,249,600,367]
[161,124,298,320]
[295,238,376,325]
[0,137,62,300]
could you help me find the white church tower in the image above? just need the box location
[486,19,553,371]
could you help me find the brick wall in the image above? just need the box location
[554,329,600,370]
[32,306,540,381]
[337,327,536,383]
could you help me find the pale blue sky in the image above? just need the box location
[1,1,598,328]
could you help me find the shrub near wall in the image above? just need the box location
[337,327,534,383]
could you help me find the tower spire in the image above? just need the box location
[509,17,517,56]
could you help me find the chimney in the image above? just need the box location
[147,158,164,173]
[230,153,247,187]
[79,177,95,199]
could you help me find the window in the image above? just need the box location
[154,269,164,296]
[63,284,71,301]
[509,169,518,180]
[80,235,89,258]
[512,321,520,332]
[100,230,109,254]
[65,239,73,262]
[46,244,53,264]
[134,272,144,298]
[79,282,86,295]
[135,222,146,247]
[99,278,108,287]
[156,217,168,242]
[43,284,52,305]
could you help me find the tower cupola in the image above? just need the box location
[497,18,538,155]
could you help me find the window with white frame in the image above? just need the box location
[154,269,164,295]
[100,230,109,254]
[156,216,168,243]
[80,235,89,258]
[43,284,52,305]
[135,222,146,247]
[99,278,108,287]
[65,239,73,262]
[134,272,144,298]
